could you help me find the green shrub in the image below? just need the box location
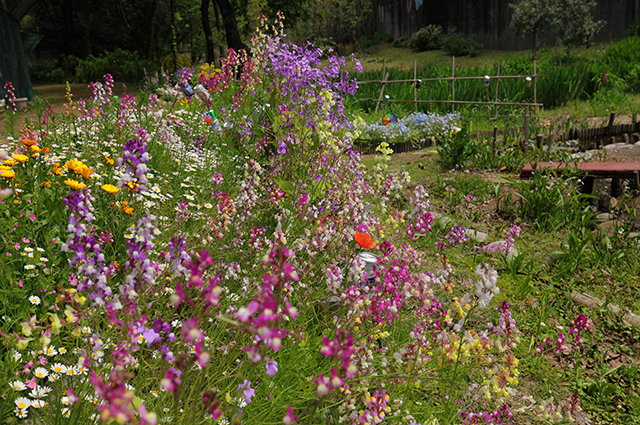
[30,59,66,83]
[76,49,152,83]
[628,21,640,37]
[355,36,372,51]
[372,31,394,45]
[437,127,475,170]
[392,36,409,48]
[409,25,443,52]
[441,29,482,57]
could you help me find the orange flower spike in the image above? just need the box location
[354,231,376,249]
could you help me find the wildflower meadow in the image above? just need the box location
[1,15,609,425]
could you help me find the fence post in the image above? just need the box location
[451,57,455,113]
[413,60,418,112]
[524,105,530,154]
[494,62,500,118]
[493,126,498,154]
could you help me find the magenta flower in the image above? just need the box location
[283,406,300,424]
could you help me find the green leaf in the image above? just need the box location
[273,177,294,194]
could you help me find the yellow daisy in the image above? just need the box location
[11,154,28,162]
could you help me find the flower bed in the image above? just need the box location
[0,15,583,425]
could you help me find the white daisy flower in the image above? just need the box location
[28,295,41,305]
[44,346,57,356]
[33,367,48,378]
[50,363,67,374]
[29,385,52,398]
[14,397,31,409]
[9,380,26,391]
[31,399,46,409]
[14,407,28,418]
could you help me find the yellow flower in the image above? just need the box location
[104,154,114,165]
[0,169,15,178]
[101,184,120,194]
[29,145,42,154]
[3,159,18,166]
[64,179,86,190]
[11,154,28,162]
[21,139,36,146]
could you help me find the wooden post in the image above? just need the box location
[451,57,455,113]
[547,111,569,161]
[413,60,418,112]
[536,134,544,149]
[375,71,389,114]
[494,62,500,117]
[607,112,616,133]
[524,105,530,154]
[533,60,537,111]
[493,126,498,154]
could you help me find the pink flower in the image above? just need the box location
[283,406,300,424]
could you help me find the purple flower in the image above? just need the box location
[265,358,278,376]
[142,328,161,345]
[237,379,255,404]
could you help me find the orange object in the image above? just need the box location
[354,231,376,249]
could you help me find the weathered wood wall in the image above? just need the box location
[372,0,640,50]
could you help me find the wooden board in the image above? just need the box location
[520,161,640,179]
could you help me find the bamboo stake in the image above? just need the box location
[356,74,548,84]
[375,71,389,114]
[413,60,418,112]
[451,57,455,113]
[547,111,569,161]
[524,105,530,154]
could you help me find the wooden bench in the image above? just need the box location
[520,161,640,196]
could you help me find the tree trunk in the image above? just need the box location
[170,0,178,71]
[201,0,216,64]
[145,0,159,59]
[212,0,248,53]
[213,0,225,62]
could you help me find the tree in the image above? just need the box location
[550,0,605,48]
[510,0,605,58]
[509,0,550,59]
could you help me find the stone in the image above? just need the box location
[597,220,618,236]
[596,213,614,221]
[465,228,488,242]
[629,232,640,238]
[485,240,519,261]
